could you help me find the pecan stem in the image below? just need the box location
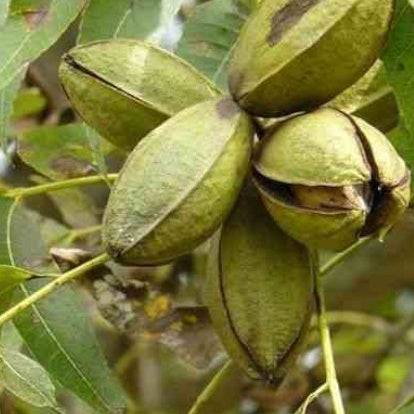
[320,235,374,276]
[313,250,346,414]
[0,252,111,329]
[295,382,329,414]
[188,360,235,414]
[4,174,118,198]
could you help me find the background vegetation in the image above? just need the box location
[1,0,414,413]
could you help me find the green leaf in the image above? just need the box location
[0,197,126,413]
[0,265,32,294]
[0,0,84,152]
[0,347,61,412]
[396,402,414,413]
[330,61,399,133]
[0,0,11,26]
[12,87,47,120]
[376,355,410,394]
[36,213,70,248]
[393,399,414,413]
[18,123,111,181]
[177,0,245,90]
[47,187,100,229]
[0,322,23,350]
[9,0,52,14]
[232,0,259,15]
[0,196,50,273]
[0,196,15,266]
[5,200,53,272]
[382,0,414,169]
[23,166,100,231]
[0,0,85,91]
[85,125,108,180]
[13,280,126,414]
[0,67,26,152]
[78,0,181,45]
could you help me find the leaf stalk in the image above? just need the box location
[0,253,110,328]
[3,174,118,199]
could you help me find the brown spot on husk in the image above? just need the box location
[216,97,240,119]
[267,0,321,46]
[229,69,245,100]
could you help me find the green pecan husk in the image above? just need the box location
[229,0,394,118]
[103,97,254,265]
[60,39,220,151]
[205,181,314,384]
[253,108,410,251]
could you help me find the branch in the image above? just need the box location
[313,250,346,414]
[320,236,374,276]
[188,360,235,414]
[0,253,110,328]
[3,174,118,199]
[321,311,391,333]
[295,382,328,414]
[63,225,102,244]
